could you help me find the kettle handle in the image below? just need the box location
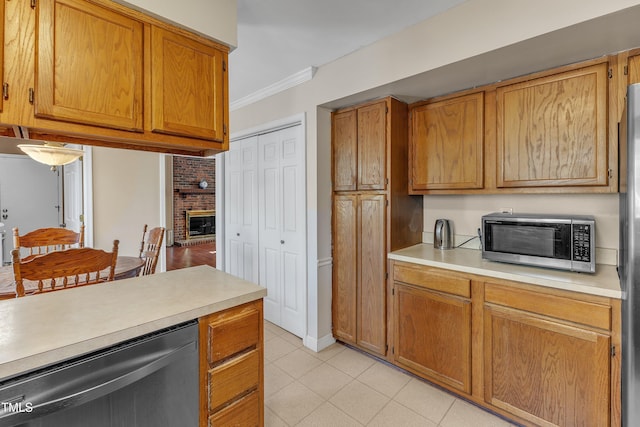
[435,220,443,242]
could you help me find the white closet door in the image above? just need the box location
[259,125,306,338]
[225,136,259,283]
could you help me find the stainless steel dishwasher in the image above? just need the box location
[0,320,198,427]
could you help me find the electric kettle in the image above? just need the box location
[434,219,453,250]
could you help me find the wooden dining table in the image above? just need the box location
[0,256,145,300]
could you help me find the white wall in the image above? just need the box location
[92,147,162,257]
[423,194,619,250]
[115,0,237,48]
[230,0,639,349]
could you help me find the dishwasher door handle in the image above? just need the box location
[0,340,196,425]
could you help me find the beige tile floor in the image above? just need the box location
[264,321,519,427]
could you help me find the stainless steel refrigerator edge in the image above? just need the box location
[619,83,640,426]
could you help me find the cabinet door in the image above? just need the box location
[394,283,471,393]
[629,54,640,85]
[0,1,4,114]
[332,109,358,191]
[496,63,608,188]
[151,26,227,142]
[358,194,386,355]
[484,304,610,426]
[358,102,387,190]
[410,92,484,190]
[332,194,358,344]
[36,0,143,131]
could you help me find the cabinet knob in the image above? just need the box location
[237,233,240,237]
[280,240,285,244]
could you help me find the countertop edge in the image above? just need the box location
[388,246,622,299]
[0,267,267,381]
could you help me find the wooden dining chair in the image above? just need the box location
[138,225,165,276]
[11,240,119,297]
[13,225,85,261]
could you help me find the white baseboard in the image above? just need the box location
[303,333,336,352]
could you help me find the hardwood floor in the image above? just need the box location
[165,243,216,271]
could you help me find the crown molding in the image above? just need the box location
[230,66,317,111]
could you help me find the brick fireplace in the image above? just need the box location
[172,156,215,245]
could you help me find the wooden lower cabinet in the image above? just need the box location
[394,284,472,392]
[332,192,387,356]
[390,260,621,427]
[208,391,260,426]
[392,263,472,393]
[199,300,263,427]
[484,304,610,426]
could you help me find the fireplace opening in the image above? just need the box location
[186,210,215,240]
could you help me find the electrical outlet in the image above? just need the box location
[499,207,513,214]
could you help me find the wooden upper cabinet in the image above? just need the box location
[628,54,640,85]
[150,26,227,142]
[0,0,229,155]
[332,109,358,191]
[332,100,387,192]
[409,92,484,192]
[0,1,4,114]
[35,0,143,131]
[496,63,609,188]
[357,101,387,190]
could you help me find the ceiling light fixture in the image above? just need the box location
[18,142,83,171]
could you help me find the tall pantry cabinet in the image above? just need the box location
[331,97,423,357]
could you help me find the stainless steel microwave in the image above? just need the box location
[481,212,596,273]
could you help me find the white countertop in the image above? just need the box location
[389,244,621,299]
[0,265,266,381]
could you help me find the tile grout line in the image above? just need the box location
[263,322,516,427]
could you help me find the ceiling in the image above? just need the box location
[229,2,640,112]
[229,0,468,105]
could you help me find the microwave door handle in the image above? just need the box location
[0,341,195,425]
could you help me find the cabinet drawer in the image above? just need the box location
[207,304,260,364]
[209,390,260,427]
[485,282,611,330]
[208,349,260,411]
[393,263,470,298]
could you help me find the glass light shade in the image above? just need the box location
[18,142,83,167]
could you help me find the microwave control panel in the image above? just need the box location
[572,224,592,262]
